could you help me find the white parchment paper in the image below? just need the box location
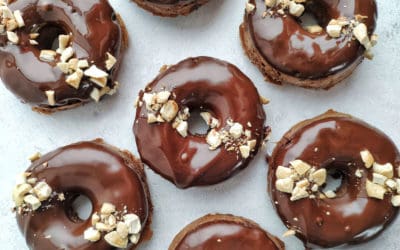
[0,1,399,249]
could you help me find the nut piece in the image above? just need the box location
[176,121,188,138]
[105,52,117,70]
[84,65,109,78]
[326,24,342,38]
[45,90,56,106]
[65,69,83,89]
[276,166,293,179]
[101,203,116,215]
[366,180,387,200]
[275,178,294,194]
[372,173,387,186]
[373,162,394,178]
[239,145,251,159]
[156,91,171,104]
[289,1,304,17]
[392,195,400,207]
[84,227,101,242]
[160,100,179,122]
[324,190,336,199]
[353,23,370,48]
[386,179,397,190]
[104,231,128,248]
[6,31,19,44]
[39,50,57,62]
[305,25,323,34]
[290,160,311,176]
[13,10,25,28]
[290,186,309,201]
[360,150,374,168]
[265,0,277,8]
[206,129,222,150]
[60,47,74,62]
[310,168,327,186]
[124,213,141,234]
[130,233,141,244]
[229,123,243,139]
[24,194,41,210]
[33,181,52,201]
[116,222,129,239]
[245,2,255,13]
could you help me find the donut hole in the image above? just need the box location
[36,24,69,51]
[67,194,93,222]
[188,110,211,135]
[321,160,350,196]
[298,2,333,31]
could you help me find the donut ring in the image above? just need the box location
[132,0,210,17]
[0,0,127,113]
[134,57,268,188]
[268,111,400,248]
[240,0,377,89]
[169,214,284,250]
[13,139,152,249]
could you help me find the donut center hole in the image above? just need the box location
[299,12,320,28]
[298,2,332,30]
[188,110,211,135]
[69,195,93,221]
[322,168,344,193]
[36,24,68,51]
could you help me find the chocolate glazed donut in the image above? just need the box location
[132,0,209,17]
[0,0,127,113]
[240,0,377,89]
[134,57,267,188]
[169,214,284,250]
[268,111,400,248]
[15,140,152,250]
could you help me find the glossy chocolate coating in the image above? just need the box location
[245,0,377,79]
[0,0,123,108]
[171,214,284,250]
[268,111,400,248]
[134,57,266,188]
[16,140,151,250]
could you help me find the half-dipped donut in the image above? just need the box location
[240,0,378,89]
[169,214,284,250]
[12,139,152,249]
[0,0,127,113]
[132,0,210,17]
[268,110,400,248]
[133,56,268,188]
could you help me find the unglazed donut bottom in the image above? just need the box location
[0,0,128,113]
[15,139,152,250]
[132,0,210,17]
[240,0,377,89]
[133,56,267,188]
[268,110,400,248]
[169,214,284,250]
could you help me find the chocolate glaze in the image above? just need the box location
[244,0,377,79]
[268,111,400,248]
[16,140,151,250]
[133,57,266,188]
[0,0,124,109]
[171,214,284,250]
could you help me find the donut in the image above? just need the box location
[132,0,210,17]
[169,214,284,250]
[133,56,269,188]
[268,110,400,248]
[0,0,127,113]
[12,139,152,249]
[240,0,378,89]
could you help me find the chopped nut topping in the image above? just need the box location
[372,173,387,186]
[39,50,57,62]
[309,168,327,186]
[366,180,387,200]
[259,96,270,105]
[84,65,109,78]
[57,34,70,53]
[290,160,311,176]
[160,100,179,122]
[84,227,101,242]
[6,31,18,44]
[65,69,83,89]
[29,152,42,162]
[245,2,255,13]
[305,25,323,34]
[392,195,400,207]
[229,123,244,139]
[373,162,394,178]
[176,121,188,138]
[60,47,74,62]
[206,129,222,150]
[33,181,52,201]
[105,52,117,70]
[275,178,294,194]
[45,90,56,106]
[276,166,293,179]
[355,168,363,178]
[282,229,296,237]
[324,190,336,199]
[288,1,304,17]
[90,88,100,102]
[360,150,374,168]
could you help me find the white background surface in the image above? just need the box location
[0,0,399,249]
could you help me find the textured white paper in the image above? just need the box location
[0,1,399,249]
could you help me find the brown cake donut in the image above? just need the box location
[132,0,210,17]
[0,0,127,113]
[268,110,400,248]
[12,139,152,250]
[133,56,269,188]
[240,0,378,89]
[169,214,284,250]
